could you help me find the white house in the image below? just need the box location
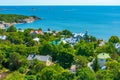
[27,54,52,66]
[97,53,110,69]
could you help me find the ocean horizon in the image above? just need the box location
[0,6,120,40]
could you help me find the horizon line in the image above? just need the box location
[0,4,120,6]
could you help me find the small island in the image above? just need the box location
[0,14,41,29]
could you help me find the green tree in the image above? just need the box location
[39,43,59,61]
[76,68,96,80]
[74,56,88,69]
[34,61,46,73]
[106,60,120,80]
[96,70,114,80]
[7,32,24,44]
[9,52,21,71]
[51,45,59,61]
[5,71,24,80]
[0,50,5,68]
[16,44,27,56]
[56,70,75,80]
[89,36,97,42]
[58,51,74,68]
[96,42,117,54]
[19,67,26,74]
[0,14,29,23]
[0,50,5,64]
[37,67,57,80]
[93,56,100,72]
[26,47,38,56]
[109,36,119,43]
[61,29,72,37]
[39,43,53,55]
[7,25,17,32]
[77,42,95,56]
[20,58,30,69]
[0,28,6,34]
[50,64,64,73]
[24,75,36,80]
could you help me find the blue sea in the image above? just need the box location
[0,6,120,40]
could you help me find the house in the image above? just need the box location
[0,24,5,29]
[97,53,110,69]
[0,35,7,40]
[115,43,120,52]
[61,37,79,46]
[30,30,43,35]
[99,40,105,47]
[72,33,84,38]
[60,32,84,46]
[27,54,52,66]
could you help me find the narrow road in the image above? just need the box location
[88,62,93,71]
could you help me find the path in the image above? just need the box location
[87,62,93,71]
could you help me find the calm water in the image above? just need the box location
[0,6,120,40]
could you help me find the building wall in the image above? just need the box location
[46,60,52,66]
[98,58,106,67]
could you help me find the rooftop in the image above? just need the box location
[33,37,40,42]
[30,30,43,35]
[27,54,52,62]
[97,53,110,59]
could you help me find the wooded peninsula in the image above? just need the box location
[0,14,41,23]
[0,14,41,29]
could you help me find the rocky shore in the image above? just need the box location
[0,15,41,29]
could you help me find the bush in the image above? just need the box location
[19,67,26,74]
[24,75,36,80]
[26,70,35,75]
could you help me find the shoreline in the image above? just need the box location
[0,16,41,29]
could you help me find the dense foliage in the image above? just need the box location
[0,14,29,23]
[0,25,120,80]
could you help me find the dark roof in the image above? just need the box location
[27,54,52,62]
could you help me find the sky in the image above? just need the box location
[0,0,120,5]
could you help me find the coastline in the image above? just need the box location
[0,6,120,40]
[0,14,41,29]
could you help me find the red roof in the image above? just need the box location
[30,30,42,34]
